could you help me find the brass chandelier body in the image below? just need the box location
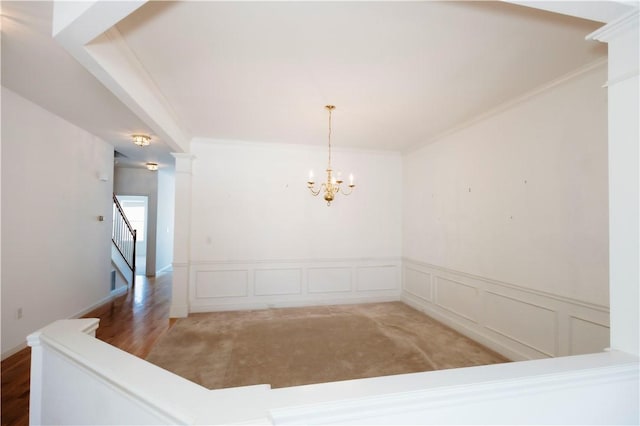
[307,105,355,206]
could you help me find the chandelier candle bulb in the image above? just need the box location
[308,170,314,184]
[349,173,354,186]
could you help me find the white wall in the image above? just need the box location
[114,166,158,276]
[156,168,175,272]
[186,139,402,311]
[402,64,610,360]
[1,86,114,357]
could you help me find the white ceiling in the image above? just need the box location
[114,1,607,150]
[1,1,627,157]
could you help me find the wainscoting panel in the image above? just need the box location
[356,265,398,291]
[434,277,479,323]
[308,267,352,294]
[254,268,302,296]
[190,258,401,312]
[485,291,557,357]
[569,316,610,356]
[401,259,610,361]
[195,270,248,298]
[404,268,432,302]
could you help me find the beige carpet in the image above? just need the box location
[146,302,508,389]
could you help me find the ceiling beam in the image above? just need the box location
[52,0,190,153]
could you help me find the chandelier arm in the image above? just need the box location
[307,182,321,196]
[340,185,355,196]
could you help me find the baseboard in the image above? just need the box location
[402,294,527,361]
[1,291,122,361]
[156,264,173,274]
[70,293,116,320]
[110,285,128,298]
[1,342,29,360]
[190,295,401,313]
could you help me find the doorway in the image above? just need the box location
[116,195,148,276]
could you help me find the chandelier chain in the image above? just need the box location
[327,106,332,169]
[307,104,355,206]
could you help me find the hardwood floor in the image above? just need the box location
[1,272,174,426]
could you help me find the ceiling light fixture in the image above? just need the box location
[307,105,355,206]
[132,134,151,147]
[146,162,158,171]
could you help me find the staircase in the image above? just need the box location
[112,194,136,286]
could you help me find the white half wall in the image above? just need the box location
[402,63,609,360]
[187,139,402,311]
[27,319,639,425]
[1,86,114,357]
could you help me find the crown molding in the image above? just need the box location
[587,9,639,42]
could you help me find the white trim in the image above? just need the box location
[403,257,608,312]
[110,285,129,298]
[156,263,174,274]
[190,295,400,313]
[189,256,401,266]
[188,258,401,313]
[1,342,28,361]
[70,293,116,320]
[1,294,113,360]
[402,259,610,361]
[586,8,640,42]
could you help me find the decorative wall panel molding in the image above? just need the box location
[434,277,479,323]
[190,258,401,312]
[356,265,398,291]
[484,291,557,357]
[195,270,248,298]
[403,268,432,302]
[569,315,611,356]
[308,267,352,294]
[402,258,610,361]
[254,268,302,296]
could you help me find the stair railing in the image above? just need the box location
[112,194,137,285]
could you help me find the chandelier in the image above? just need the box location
[307,105,355,206]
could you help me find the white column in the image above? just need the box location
[170,153,194,318]
[588,10,640,356]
